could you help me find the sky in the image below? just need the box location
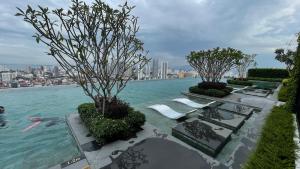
[0,0,300,68]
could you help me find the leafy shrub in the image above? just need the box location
[278,78,292,102]
[248,68,289,79]
[189,85,233,97]
[278,85,289,102]
[78,103,99,124]
[90,118,130,143]
[244,106,296,169]
[125,109,145,130]
[247,77,284,82]
[96,97,130,119]
[206,89,226,97]
[282,78,291,86]
[198,82,227,90]
[227,79,253,86]
[78,102,145,144]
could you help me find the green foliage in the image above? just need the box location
[78,103,145,144]
[78,103,99,124]
[248,68,289,79]
[189,85,233,97]
[277,78,292,102]
[90,118,130,143]
[282,78,291,86]
[125,108,146,129]
[227,79,253,86]
[16,0,149,116]
[187,47,243,83]
[275,48,295,74]
[287,36,300,112]
[198,82,227,90]
[244,106,296,169]
[237,54,256,78]
[278,85,290,102]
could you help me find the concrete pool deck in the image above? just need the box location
[65,113,227,169]
[60,84,281,169]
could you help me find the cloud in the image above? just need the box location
[0,0,299,68]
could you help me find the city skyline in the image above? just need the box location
[1,0,298,68]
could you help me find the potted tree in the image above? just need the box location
[17,0,149,144]
[187,47,243,97]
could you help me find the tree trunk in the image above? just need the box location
[102,99,106,116]
[95,98,102,114]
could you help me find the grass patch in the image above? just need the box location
[244,106,296,169]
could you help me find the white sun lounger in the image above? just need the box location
[172,98,216,108]
[148,104,188,120]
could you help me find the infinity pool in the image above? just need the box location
[0,78,200,169]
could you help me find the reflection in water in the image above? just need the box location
[183,120,223,142]
[203,107,234,121]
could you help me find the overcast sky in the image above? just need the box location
[0,0,299,68]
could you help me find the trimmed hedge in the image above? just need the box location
[248,68,289,79]
[244,106,296,169]
[227,79,253,86]
[189,85,233,97]
[198,82,227,90]
[247,77,284,82]
[78,103,145,144]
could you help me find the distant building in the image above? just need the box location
[0,65,9,72]
[151,59,159,79]
[143,64,151,80]
[137,64,144,80]
[177,70,198,78]
[53,66,59,77]
[0,71,17,82]
[161,61,168,79]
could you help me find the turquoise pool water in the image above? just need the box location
[0,78,200,169]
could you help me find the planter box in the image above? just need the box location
[172,118,232,157]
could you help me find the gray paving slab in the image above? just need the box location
[172,118,232,157]
[198,108,246,132]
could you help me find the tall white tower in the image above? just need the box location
[161,61,168,79]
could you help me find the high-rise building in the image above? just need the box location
[143,64,151,80]
[137,64,144,80]
[161,61,168,79]
[151,59,159,79]
[53,66,59,77]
